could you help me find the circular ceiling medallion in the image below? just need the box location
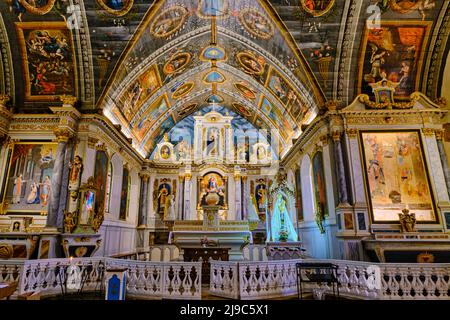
[18,0,56,15]
[172,82,195,100]
[149,5,189,39]
[236,52,265,76]
[239,8,274,40]
[95,0,134,16]
[234,82,256,100]
[163,52,191,75]
[300,0,335,17]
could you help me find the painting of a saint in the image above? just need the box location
[69,155,83,185]
[361,131,435,222]
[16,22,76,101]
[198,172,227,208]
[236,52,265,76]
[312,151,328,220]
[239,8,274,40]
[163,52,191,76]
[150,5,189,39]
[119,167,130,220]
[358,22,431,100]
[172,82,194,100]
[94,150,109,214]
[255,181,266,213]
[3,143,56,213]
[157,179,171,214]
[234,82,256,100]
[160,145,171,159]
[300,0,335,17]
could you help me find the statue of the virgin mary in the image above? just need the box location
[270,194,297,242]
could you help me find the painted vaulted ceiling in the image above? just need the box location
[0,0,449,158]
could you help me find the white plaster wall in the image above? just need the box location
[109,154,123,220]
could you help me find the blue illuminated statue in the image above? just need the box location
[270,194,298,242]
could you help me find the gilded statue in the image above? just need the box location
[399,208,416,233]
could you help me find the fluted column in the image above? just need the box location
[435,130,450,198]
[184,173,192,219]
[332,131,349,205]
[178,174,185,220]
[56,140,74,229]
[138,172,150,227]
[234,173,242,220]
[47,129,72,230]
[242,176,248,220]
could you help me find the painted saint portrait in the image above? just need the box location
[160,145,171,160]
[358,22,431,100]
[361,131,435,222]
[163,52,191,76]
[94,150,109,214]
[232,103,252,118]
[157,178,171,214]
[177,103,198,118]
[376,0,436,20]
[3,143,56,213]
[236,52,265,76]
[198,172,227,208]
[172,82,194,100]
[120,65,161,121]
[149,5,189,39]
[234,82,256,100]
[300,0,335,17]
[16,22,76,101]
[119,167,130,220]
[205,127,220,157]
[239,8,274,40]
[7,0,63,21]
[96,0,134,16]
[267,68,295,106]
[312,151,328,220]
[255,180,267,213]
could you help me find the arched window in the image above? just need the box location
[119,166,130,220]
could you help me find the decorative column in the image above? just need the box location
[138,172,150,227]
[0,95,12,197]
[137,171,150,250]
[332,131,349,205]
[234,172,242,220]
[184,172,192,220]
[178,174,185,220]
[242,176,248,220]
[435,130,450,198]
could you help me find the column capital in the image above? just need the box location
[60,95,78,107]
[53,127,74,143]
[139,171,150,181]
[319,135,329,146]
[346,128,358,139]
[331,130,342,142]
[422,128,435,137]
[185,173,192,181]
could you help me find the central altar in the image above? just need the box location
[169,205,252,261]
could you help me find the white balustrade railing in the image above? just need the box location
[210,261,239,299]
[242,245,268,261]
[0,260,25,296]
[18,257,201,300]
[210,259,450,300]
[112,245,181,262]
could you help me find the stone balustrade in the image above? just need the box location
[210,259,450,300]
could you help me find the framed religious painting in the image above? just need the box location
[197,172,228,210]
[15,22,77,101]
[357,21,432,100]
[2,142,57,214]
[359,130,437,223]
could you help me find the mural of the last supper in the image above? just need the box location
[361,131,436,222]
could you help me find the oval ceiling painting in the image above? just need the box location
[232,103,252,118]
[236,52,265,76]
[300,0,335,17]
[178,103,198,118]
[239,8,274,40]
[206,94,224,103]
[149,5,189,39]
[163,52,191,75]
[172,82,195,100]
[234,82,256,100]
[96,0,134,16]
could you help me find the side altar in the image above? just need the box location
[169,205,252,261]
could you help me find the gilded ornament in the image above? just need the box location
[60,95,77,106]
[0,94,10,106]
[422,128,435,137]
[53,127,73,143]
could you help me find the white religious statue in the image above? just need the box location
[164,194,176,221]
[270,194,297,242]
[247,194,260,222]
[206,127,219,156]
